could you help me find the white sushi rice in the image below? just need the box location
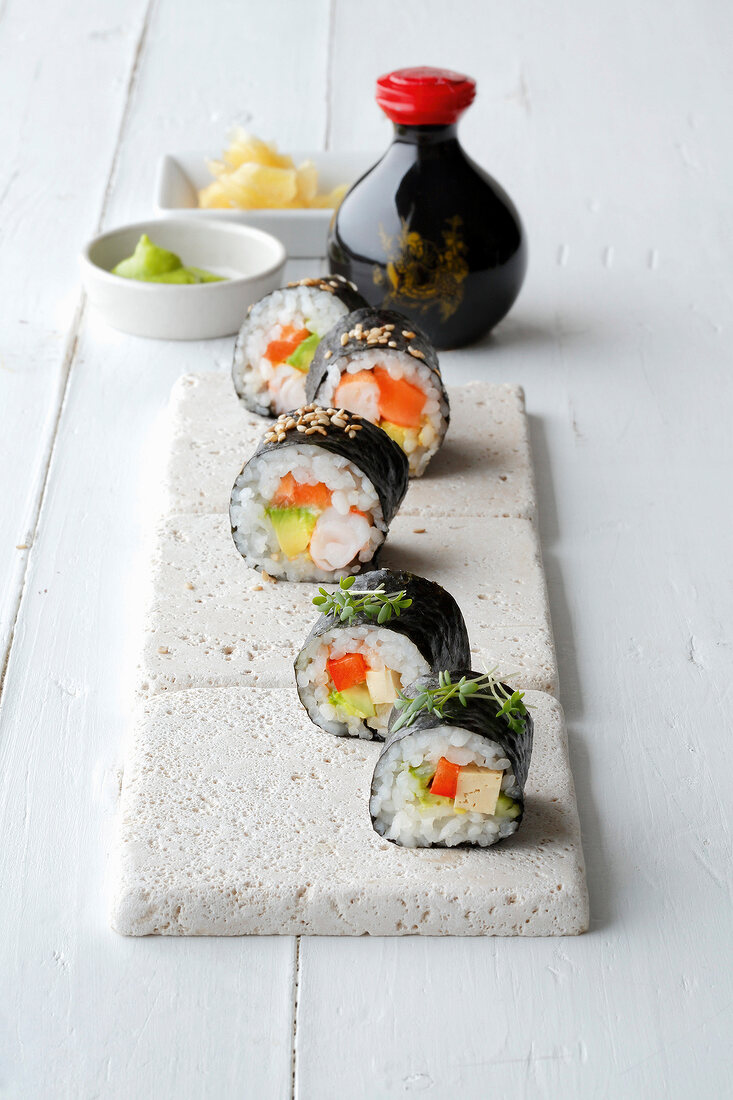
[295,624,430,739]
[233,287,353,415]
[314,350,448,477]
[370,726,521,847]
[230,443,385,582]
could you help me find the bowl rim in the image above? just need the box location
[80,217,287,291]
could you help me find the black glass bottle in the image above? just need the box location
[328,67,527,350]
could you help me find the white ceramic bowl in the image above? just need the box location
[80,218,286,340]
[156,151,376,257]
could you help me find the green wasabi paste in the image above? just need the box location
[112,234,225,284]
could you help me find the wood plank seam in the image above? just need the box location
[96,0,158,230]
[323,0,337,151]
[290,936,301,1100]
[0,300,82,701]
[0,0,156,707]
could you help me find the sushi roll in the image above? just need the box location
[370,669,533,848]
[232,275,367,417]
[230,405,409,582]
[305,308,449,477]
[295,569,470,740]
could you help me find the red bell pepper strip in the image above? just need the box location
[327,652,370,692]
[430,757,461,799]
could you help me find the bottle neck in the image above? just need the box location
[391,123,459,146]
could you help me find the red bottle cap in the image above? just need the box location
[376,66,476,126]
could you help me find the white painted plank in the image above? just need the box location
[0,316,298,1097]
[294,1,733,1097]
[0,0,333,1092]
[0,0,151,666]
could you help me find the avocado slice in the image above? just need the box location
[286,332,320,372]
[380,420,408,449]
[265,507,317,559]
[329,683,376,719]
[494,793,521,819]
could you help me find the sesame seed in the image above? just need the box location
[402,330,415,338]
[408,346,425,359]
[340,333,349,346]
[296,424,307,432]
[413,528,426,534]
[324,349,332,359]
[388,341,397,348]
[305,426,318,434]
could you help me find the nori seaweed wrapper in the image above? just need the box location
[286,274,367,315]
[230,406,409,568]
[375,668,534,833]
[305,307,448,427]
[232,275,368,416]
[295,569,471,736]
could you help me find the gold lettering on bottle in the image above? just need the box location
[372,216,469,319]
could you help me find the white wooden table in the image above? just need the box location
[2,1,731,1096]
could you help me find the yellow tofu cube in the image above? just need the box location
[365,667,402,705]
[453,766,503,815]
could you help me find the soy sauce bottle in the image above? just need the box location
[328,67,527,349]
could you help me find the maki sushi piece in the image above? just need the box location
[230,405,409,582]
[295,570,470,740]
[370,669,533,847]
[305,308,449,477]
[232,275,367,417]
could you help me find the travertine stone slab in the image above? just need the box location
[137,511,558,699]
[112,688,588,937]
[164,373,536,520]
[115,371,585,937]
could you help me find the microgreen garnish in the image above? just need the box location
[391,668,529,734]
[312,574,412,624]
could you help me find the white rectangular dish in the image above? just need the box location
[111,372,587,937]
[155,150,376,258]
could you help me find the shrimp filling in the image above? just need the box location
[233,285,354,415]
[230,444,386,582]
[316,351,448,476]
